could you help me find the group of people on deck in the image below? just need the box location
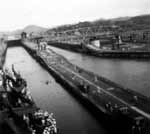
[0,64,33,108]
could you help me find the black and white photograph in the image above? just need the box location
[0,0,150,134]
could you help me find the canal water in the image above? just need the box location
[48,46,150,98]
[4,47,107,134]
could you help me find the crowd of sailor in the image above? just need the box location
[0,64,33,108]
[23,110,57,134]
[0,65,57,134]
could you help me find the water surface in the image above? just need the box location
[4,47,106,134]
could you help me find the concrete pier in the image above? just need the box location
[47,41,150,59]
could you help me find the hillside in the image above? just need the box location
[23,25,47,33]
[45,14,150,44]
[46,15,150,33]
[10,25,47,36]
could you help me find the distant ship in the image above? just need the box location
[83,35,150,58]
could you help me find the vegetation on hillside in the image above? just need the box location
[45,15,150,44]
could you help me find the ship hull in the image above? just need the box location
[84,44,150,58]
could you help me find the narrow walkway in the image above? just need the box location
[39,47,150,120]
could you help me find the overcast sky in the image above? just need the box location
[0,0,150,31]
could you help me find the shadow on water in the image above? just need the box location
[3,46,113,134]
